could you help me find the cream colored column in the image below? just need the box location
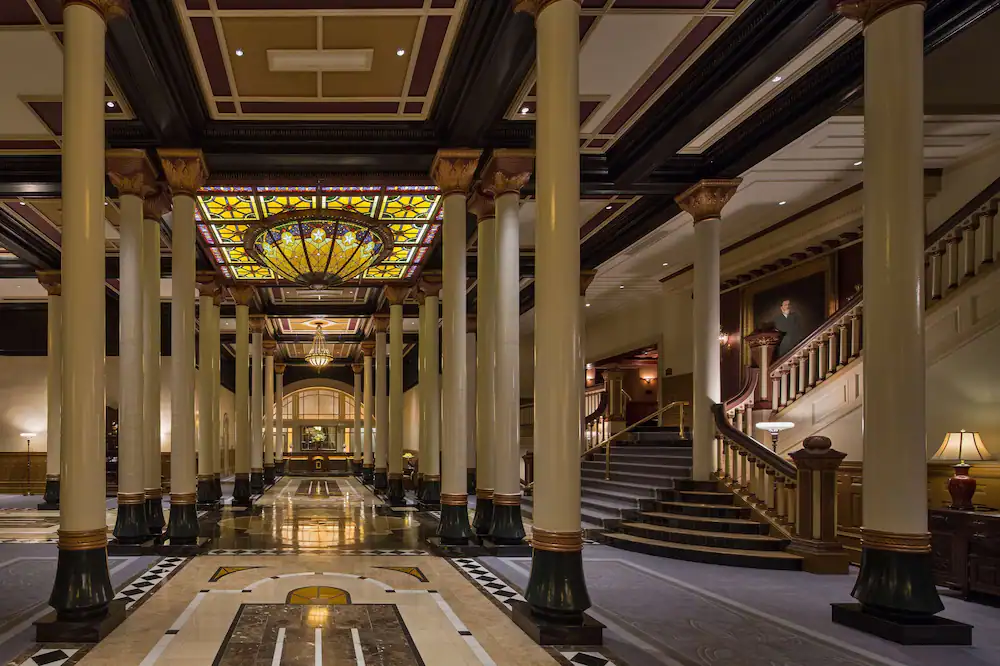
[416,295,428,489]
[51,0,125,620]
[675,179,740,481]
[834,0,943,621]
[263,341,276,484]
[515,0,589,617]
[211,294,222,496]
[231,287,254,505]
[373,316,389,490]
[274,363,285,475]
[196,273,219,505]
[430,151,481,541]
[484,150,532,543]
[352,362,363,473]
[418,274,442,504]
[142,191,169,533]
[159,150,208,543]
[38,272,62,507]
[361,342,375,482]
[469,192,496,533]
[250,315,265,492]
[108,152,156,542]
[386,286,408,504]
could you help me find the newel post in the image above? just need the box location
[787,435,849,574]
[745,328,781,409]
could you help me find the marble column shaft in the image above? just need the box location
[275,364,285,474]
[373,316,389,490]
[352,363,363,473]
[419,280,442,505]
[142,195,168,534]
[231,288,253,506]
[250,316,264,492]
[386,287,407,504]
[39,272,62,507]
[361,343,375,484]
[263,342,275,484]
[470,195,496,535]
[196,275,219,506]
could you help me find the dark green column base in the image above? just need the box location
[145,498,165,536]
[437,504,474,544]
[490,504,526,545]
[263,465,275,485]
[43,478,60,506]
[250,472,264,493]
[524,548,592,623]
[472,498,494,537]
[48,546,114,621]
[420,479,441,504]
[852,547,944,618]
[112,504,149,544]
[374,470,388,491]
[387,477,405,505]
[166,504,200,545]
[233,476,252,507]
[352,460,363,476]
[197,479,215,505]
[213,475,222,501]
[362,466,375,484]
[467,469,476,495]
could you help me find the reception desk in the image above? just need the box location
[286,453,353,476]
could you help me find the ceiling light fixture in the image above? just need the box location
[520,106,529,115]
[771,75,783,83]
[18,201,25,206]
[854,160,863,166]
[605,205,613,210]
[106,101,115,108]
[586,303,591,307]
[662,262,669,266]
[778,201,787,206]
[235,49,244,56]
[305,324,332,370]
[619,285,624,289]
[396,48,406,56]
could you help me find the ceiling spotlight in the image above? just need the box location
[619,285,624,289]
[662,262,669,267]
[605,205,613,210]
[18,201,26,206]
[104,201,109,206]
[106,101,115,108]
[778,201,787,206]
[396,48,405,56]
[586,303,591,307]
[854,160,863,166]
[771,75,783,83]
[235,49,244,57]
[520,106,529,115]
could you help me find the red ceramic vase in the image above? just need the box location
[948,463,977,510]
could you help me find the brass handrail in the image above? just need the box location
[581,400,689,480]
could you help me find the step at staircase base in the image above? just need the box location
[603,532,802,571]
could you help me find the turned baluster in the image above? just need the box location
[779,369,789,408]
[946,233,961,290]
[807,345,818,390]
[928,244,944,301]
[785,482,797,529]
[765,468,777,513]
[747,455,758,499]
[744,404,753,436]
[771,375,780,411]
[735,408,744,434]
[817,338,827,382]
[849,312,861,359]
[796,354,807,398]
[775,477,787,523]
[716,437,725,478]
[837,322,848,369]
[826,331,837,377]
[739,450,748,491]
[980,209,995,268]
[756,461,768,510]
[963,220,979,279]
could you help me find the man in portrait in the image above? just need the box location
[775,298,804,357]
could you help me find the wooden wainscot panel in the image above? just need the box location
[0,451,48,494]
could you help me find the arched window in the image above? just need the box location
[275,387,371,454]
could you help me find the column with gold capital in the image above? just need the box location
[513,0,592,628]
[468,191,496,535]
[108,149,157,543]
[211,291,223,498]
[249,315,266,493]
[415,295,428,493]
[263,340,277,485]
[430,149,482,543]
[466,315,477,495]
[351,362,363,476]
[417,273,442,507]
[231,286,254,506]
[38,271,62,509]
[373,315,390,492]
[360,341,376,484]
[159,149,209,544]
[832,0,949,636]
[483,149,532,545]
[46,0,129,627]
[274,362,286,476]
[196,272,220,507]
[143,189,170,535]
[675,179,740,481]
[386,285,409,505]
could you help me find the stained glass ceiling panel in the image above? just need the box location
[196,185,441,282]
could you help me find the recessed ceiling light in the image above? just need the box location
[396,48,405,57]
[778,201,787,206]
[662,262,669,266]
[104,201,109,206]
[18,201,25,206]
[771,75,783,83]
[106,101,115,108]
[619,285,624,289]
[605,205,613,210]
[854,160,863,166]
[520,106,529,115]
[235,49,244,57]
[585,303,591,307]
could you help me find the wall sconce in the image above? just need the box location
[718,326,732,350]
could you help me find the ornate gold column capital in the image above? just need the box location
[65,0,129,21]
[675,178,742,224]
[835,0,925,25]
[157,148,209,198]
[37,270,62,296]
[275,362,286,375]
[143,186,172,221]
[430,149,482,196]
[468,189,496,223]
[416,290,427,306]
[373,313,390,334]
[352,362,363,375]
[580,269,597,297]
[262,338,278,356]
[106,149,158,198]
[419,270,443,298]
[481,149,534,197]
[513,0,581,17]
[360,341,376,357]
[196,270,220,297]
[249,314,267,334]
[384,285,410,306]
[229,285,255,307]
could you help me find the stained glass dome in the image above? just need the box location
[243,209,393,289]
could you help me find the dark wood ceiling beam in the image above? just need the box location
[218,302,421,319]
[0,207,60,270]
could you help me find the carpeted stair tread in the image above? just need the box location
[639,511,763,527]
[582,469,683,484]
[604,532,802,560]
[618,522,783,543]
[660,500,744,510]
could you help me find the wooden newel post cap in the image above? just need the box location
[789,436,846,471]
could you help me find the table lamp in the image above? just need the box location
[931,430,992,510]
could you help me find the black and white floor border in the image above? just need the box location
[113,556,189,611]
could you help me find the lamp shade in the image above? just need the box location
[931,430,992,463]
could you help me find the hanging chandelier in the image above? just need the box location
[305,323,333,370]
[244,209,394,289]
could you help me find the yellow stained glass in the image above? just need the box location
[211,224,250,245]
[384,246,415,264]
[260,195,315,217]
[389,223,426,245]
[378,194,438,221]
[323,195,379,216]
[286,586,351,605]
[199,195,259,221]
[222,246,255,264]
[232,264,274,280]
[364,264,406,280]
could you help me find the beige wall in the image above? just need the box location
[403,383,420,455]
